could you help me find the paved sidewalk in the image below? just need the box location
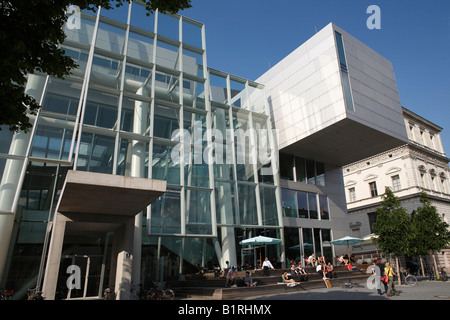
[243,279,450,300]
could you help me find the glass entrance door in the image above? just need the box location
[62,254,105,300]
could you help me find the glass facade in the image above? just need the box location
[0,3,351,300]
[279,153,326,186]
[0,2,283,297]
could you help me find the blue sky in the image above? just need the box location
[181,0,450,155]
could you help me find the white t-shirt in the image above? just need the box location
[262,260,274,269]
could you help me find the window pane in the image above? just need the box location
[316,162,325,186]
[124,62,152,94]
[120,97,151,134]
[182,48,204,78]
[319,194,329,220]
[284,227,301,263]
[282,189,297,218]
[260,186,278,226]
[335,31,347,68]
[184,146,209,188]
[303,228,314,257]
[184,79,206,109]
[297,191,309,219]
[152,143,180,185]
[158,13,179,40]
[130,3,155,33]
[117,137,149,177]
[64,15,96,46]
[31,125,74,161]
[238,183,258,225]
[42,94,78,116]
[369,181,378,197]
[306,159,315,184]
[215,181,237,225]
[127,31,154,63]
[230,79,246,108]
[95,22,126,55]
[154,71,180,102]
[76,133,115,174]
[314,228,322,256]
[185,188,212,235]
[84,90,119,129]
[153,105,179,139]
[209,73,228,104]
[156,40,180,70]
[279,153,294,180]
[182,19,202,48]
[150,189,181,234]
[295,157,306,183]
[308,193,318,219]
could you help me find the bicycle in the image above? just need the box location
[398,268,417,286]
[144,282,175,300]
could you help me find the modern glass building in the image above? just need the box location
[0,2,410,300]
[0,2,281,299]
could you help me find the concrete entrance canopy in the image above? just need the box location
[42,170,166,300]
[58,170,166,217]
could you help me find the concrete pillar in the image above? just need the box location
[111,217,135,300]
[42,212,67,300]
[130,86,149,297]
[0,74,46,281]
[213,108,237,268]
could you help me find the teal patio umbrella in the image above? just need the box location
[239,236,281,266]
[331,236,363,259]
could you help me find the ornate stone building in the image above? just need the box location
[343,107,450,270]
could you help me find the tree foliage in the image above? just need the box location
[372,187,413,256]
[411,192,450,256]
[0,0,191,132]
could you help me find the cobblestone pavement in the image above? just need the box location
[244,279,450,300]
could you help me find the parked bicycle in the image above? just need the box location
[398,268,417,286]
[143,282,175,300]
[339,279,364,289]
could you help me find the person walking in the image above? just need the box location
[384,262,399,297]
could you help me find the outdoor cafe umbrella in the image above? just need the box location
[239,236,281,267]
[363,233,380,257]
[331,236,363,259]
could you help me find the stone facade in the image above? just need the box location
[343,107,450,271]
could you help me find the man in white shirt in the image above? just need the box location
[262,257,275,276]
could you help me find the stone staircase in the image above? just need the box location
[167,265,372,300]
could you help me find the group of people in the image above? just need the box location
[305,253,327,267]
[315,261,335,279]
[289,263,308,279]
[225,267,258,288]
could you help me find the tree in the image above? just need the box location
[411,193,450,279]
[372,187,413,283]
[0,0,191,132]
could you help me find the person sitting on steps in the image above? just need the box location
[281,271,301,286]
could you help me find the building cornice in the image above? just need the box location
[347,189,450,213]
